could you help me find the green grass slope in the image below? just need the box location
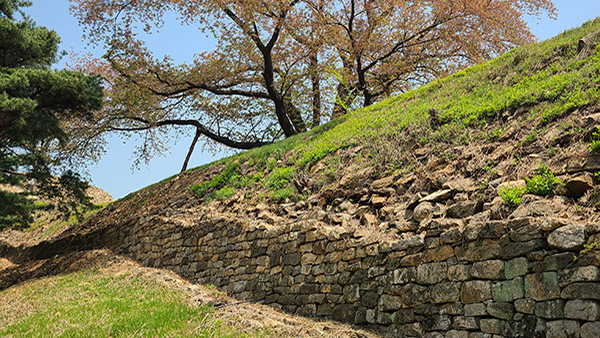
[186,18,600,205]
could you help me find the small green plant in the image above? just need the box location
[584,242,598,249]
[207,186,236,203]
[485,128,504,142]
[590,127,600,153]
[525,163,558,196]
[499,185,527,206]
[266,158,278,172]
[268,187,297,202]
[188,162,240,199]
[513,153,522,166]
[266,166,294,190]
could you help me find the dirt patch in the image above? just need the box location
[0,250,379,338]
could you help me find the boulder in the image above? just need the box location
[548,224,586,251]
[420,189,452,203]
[443,178,476,192]
[332,304,357,323]
[510,200,562,218]
[564,300,600,321]
[546,320,580,338]
[582,322,600,338]
[447,200,483,218]
[414,202,434,222]
[560,172,595,198]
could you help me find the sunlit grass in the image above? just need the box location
[0,267,245,338]
[175,18,600,201]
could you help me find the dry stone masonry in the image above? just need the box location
[3,150,600,337]
[99,185,600,337]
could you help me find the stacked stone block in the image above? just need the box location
[106,214,600,337]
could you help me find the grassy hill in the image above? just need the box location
[2,18,600,338]
[181,18,600,211]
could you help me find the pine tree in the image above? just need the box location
[0,0,103,228]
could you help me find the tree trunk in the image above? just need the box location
[181,127,201,173]
[332,83,355,118]
[310,51,321,128]
[284,100,307,133]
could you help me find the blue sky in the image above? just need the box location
[22,1,600,199]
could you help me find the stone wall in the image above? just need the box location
[103,212,600,338]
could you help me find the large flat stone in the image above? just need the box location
[471,260,505,280]
[581,322,600,338]
[525,272,560,301]
[548,225,586,251]
[564,300,600,321]
[461,281,492,304]
[562,283,600,300]
[546,320,580,338]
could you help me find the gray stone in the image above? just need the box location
[402,322,427,337]
[510,200,562,218]
[461,281,492,304]
[343,284,360,303]
[480,318,503,334]
[581,322,600,338]
[587,223,600,235]
[440,303,464,315]
[332,304,356,323]
[548,225,586,251]
[414,202,434,222]
[447,201,483,219]
[430,282,462,304]
[420,189,452,202]
[377,311,393,325]
[464,303,488,317]
[487,302,515,320]
[471,260,504,280]
[445,330,470,338]
[456,239,502,262]
[392,267,417,284]
[558,266,600,287]
[525,272,560,301]
[535,252,577,272]
[425,333,445,338]
[562,172,595,198]
[417,262,448,285]
[392,308,416,324]
[515,298,536,314]
[501,239,547,260]
[464,221,506,241]
[426,314,452,331]
[564,300,600,321]
[562,283,600,300]
[443,178,476,192]
[546,320,580,338]
[399,284,430,307]
[541,218,571,231]
[510,224,543,242]
[454,316,479,330]
[441,228,464,244]
[379,294,403,311]
[449,264,471,281]
[407,193,424,209]
[505,257,529,280]
[534,299,565,319]
[468,333,492,338]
